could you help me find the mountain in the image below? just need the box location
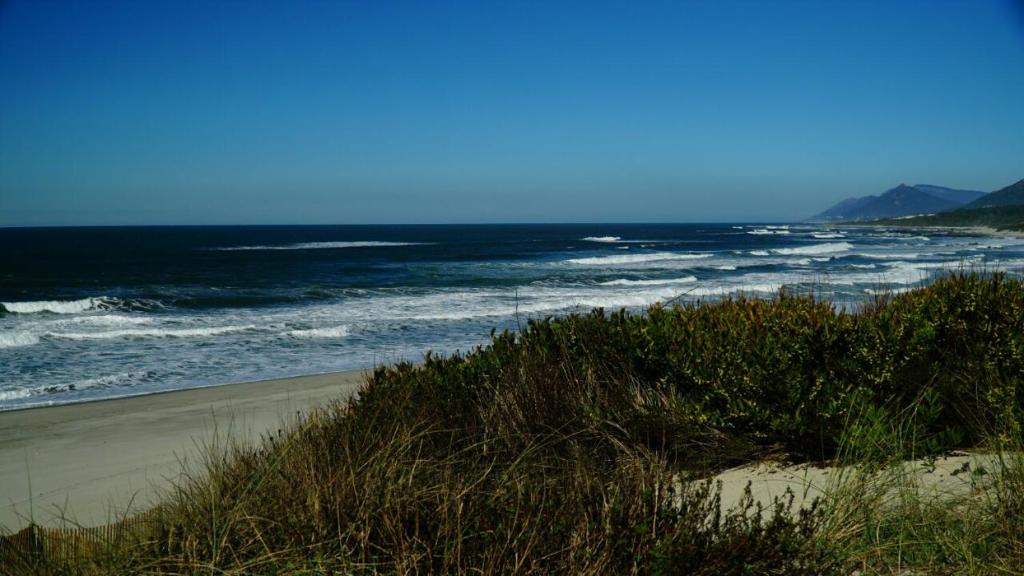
[810,184,968,222]
[869,178,1024,231]
[912,185,985,205]
[962,178,1024,209]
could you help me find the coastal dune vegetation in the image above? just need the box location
[7,272,1024,574]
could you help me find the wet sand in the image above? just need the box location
[0,370,365,530]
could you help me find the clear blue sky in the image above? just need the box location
[1,0,1022,225]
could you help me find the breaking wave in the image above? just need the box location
[2,297,116,315]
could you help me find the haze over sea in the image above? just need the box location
[2,223,1023,410]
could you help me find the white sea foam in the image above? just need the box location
[747,228,790,235]
[565,252,711,266]
[285,325,351,339]
[749,250,770,256]
[215,241,425,251]
[0,389,32,402]
[581,236,622,243]
[0,332,39,348]
[599,276,697,287]
[62,314,154,327]
[812,232,846,239]
[51,324,256,341]
[2,297,115,315]
[772,242,854,256]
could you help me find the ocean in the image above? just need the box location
[2,223,1022,410]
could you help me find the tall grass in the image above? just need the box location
[12,272,1024,575]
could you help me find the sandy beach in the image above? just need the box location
[0,370,365,531]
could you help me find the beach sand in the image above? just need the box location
[0,370,365,531]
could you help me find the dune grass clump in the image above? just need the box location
[13,272,1024,574]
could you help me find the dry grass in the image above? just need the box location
[8,272,1024,574]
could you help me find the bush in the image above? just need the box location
[27,272,1024,574]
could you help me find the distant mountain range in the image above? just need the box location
[810,178,1024,231]
[809,184,985,222]
[866,178,1024,231]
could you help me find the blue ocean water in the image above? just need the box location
[2,223,1023,410]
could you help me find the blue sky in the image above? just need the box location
[1,0,1023,225]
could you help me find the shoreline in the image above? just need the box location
[0,369,366,531]
[840,222,1022,238]
[0,366,375,414]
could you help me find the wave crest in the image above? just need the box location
[2,297,115,315]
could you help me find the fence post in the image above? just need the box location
[28,523,43,567]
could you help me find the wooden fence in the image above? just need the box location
[0,510,159,574]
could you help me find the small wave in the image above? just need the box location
[566,252,711,266]
[0,332,39,349]
[50,324,256,341]
[581,236,621,243]
[1,297,115,315]
[599,276,697,287]
[749,250,770,256]
[812,232,846,239]
[72,370,155,390]
[772,242,854,256]
[214,241,425,251]
[0,371,153,404]
[285,325,351,339]
[747,228,790,235]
